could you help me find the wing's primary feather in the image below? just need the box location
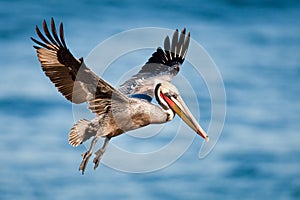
[32,18,128,115]
[119,28,190,99]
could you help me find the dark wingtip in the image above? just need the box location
[35,25,39,33]
[33,45,40,49]
[51,17,55,25]
[51,17,55,28]
[164,36,170,49]
[50,18,63,47]
[59,21,67,48]
[42,19,48,34]
[169,28,190,64]
[181,28,186,35]
[30,37,40,49]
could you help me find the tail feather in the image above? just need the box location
[69,119,96,147]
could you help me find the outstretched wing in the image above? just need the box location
[32,18,128,115]
[119,28,190,100]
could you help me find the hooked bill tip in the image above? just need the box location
[197,129,209,142]
[205,136,209,142]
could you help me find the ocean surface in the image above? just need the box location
[0,0,299,199]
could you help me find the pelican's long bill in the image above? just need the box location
[160,92,209,142]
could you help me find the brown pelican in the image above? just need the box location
[31,18,209,174]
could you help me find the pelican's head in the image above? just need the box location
[155,81,209,142]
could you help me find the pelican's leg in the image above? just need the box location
[93,137,111,170]
[79,136,99,174]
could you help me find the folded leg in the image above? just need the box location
[93,137,111,170]
[79,136,99,174]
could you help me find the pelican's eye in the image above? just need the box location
[171,94,178,99]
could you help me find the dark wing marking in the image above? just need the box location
[88,78,129,116]
[119,28,190,98]
[139,28,190,74]
[32,18,128,115]
[31,18,99,103]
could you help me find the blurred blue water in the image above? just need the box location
[0,0,299,199]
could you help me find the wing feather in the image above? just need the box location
[42,20,59,47]
[177,28,186,57]
[50,18,64,47]
[171,29,179,59]
[32,18,128,115]
[59,22,67,48]
[119,28,190,99]
[164,36,171,61]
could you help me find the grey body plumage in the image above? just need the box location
[32,18,208,174]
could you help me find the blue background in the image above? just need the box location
[0,0,299,199]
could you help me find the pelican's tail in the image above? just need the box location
[69,119,96,147]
